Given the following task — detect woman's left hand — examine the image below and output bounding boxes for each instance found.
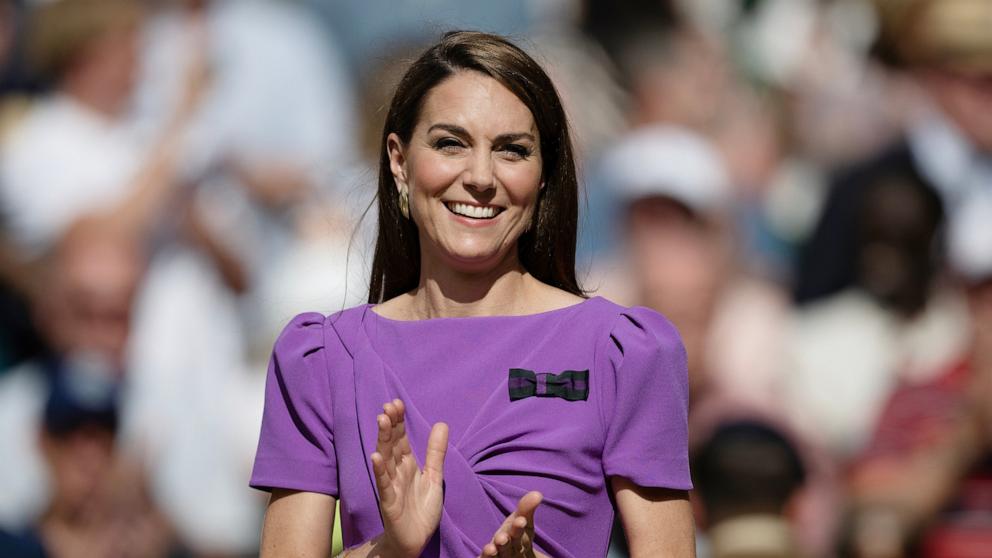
[478,491,549,558]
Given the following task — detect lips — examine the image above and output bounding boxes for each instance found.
[444,201,505,220]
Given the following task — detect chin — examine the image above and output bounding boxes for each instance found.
[439,247,512,275]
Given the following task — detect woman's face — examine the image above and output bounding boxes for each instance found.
[388,71,543,274]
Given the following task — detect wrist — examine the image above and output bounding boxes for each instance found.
[377,533,421,558]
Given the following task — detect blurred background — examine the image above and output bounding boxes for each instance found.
[0,0,989,557]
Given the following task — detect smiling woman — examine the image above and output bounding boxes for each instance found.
[370,31,581,305]
[250,31,695,558]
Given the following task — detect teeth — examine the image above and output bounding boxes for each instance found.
[448,202,498,219]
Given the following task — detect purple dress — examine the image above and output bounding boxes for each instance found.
[250,296,691,557]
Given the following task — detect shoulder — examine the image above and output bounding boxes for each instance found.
[588,298,684,357]
[273,312,328,354]
[531,282,586,311]
[273,305,369,362]
[265,307,371,409]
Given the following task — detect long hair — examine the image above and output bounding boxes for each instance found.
[368,31,583,303]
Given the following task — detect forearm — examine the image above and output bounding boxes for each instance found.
[182,203,248,293]
[613,479,696,558]
[337,533,405,558]
[104,127,187,240]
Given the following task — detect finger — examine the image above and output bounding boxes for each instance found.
[507,515,527,544]
[370,452,396,504]
[516,491,542,523]
[382,402,404,468]
[501,516,526,557]
[494,531,512,558]
[393,399,413,457]
[481,542,498,557]
[376,414,397,478]
[394,415,411,461]
[423,422,448,483]
[384,400,410,466]
[517,491,542,545]
[383,399,402,423]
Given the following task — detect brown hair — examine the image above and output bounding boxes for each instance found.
[27,0,143,81]
[369,31,583,303]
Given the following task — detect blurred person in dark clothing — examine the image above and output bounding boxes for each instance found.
[795,0,992,310]
[0,218,143,532]
[0,218,182,557]
[783,166,969,459]
[692,421,808,558]
[840,192,992,558]
[0,364,182,558]
[783,0,987,473]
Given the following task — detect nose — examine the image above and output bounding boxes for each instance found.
[463,150,495,193]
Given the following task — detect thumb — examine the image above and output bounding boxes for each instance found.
[516,491,543,525]
[423,422,449,483]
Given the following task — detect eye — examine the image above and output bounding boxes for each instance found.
[432,137,465,153]
[500,143,533,160]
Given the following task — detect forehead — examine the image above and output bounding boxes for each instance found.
[416,71,537,135]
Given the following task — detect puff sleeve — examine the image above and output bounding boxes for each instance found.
[250,313,338,496]
[599,307,692,490]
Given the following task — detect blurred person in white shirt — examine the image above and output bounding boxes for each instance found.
[131,0,366,351]
[0,1,265,554]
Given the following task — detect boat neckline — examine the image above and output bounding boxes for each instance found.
[365,296,603,324]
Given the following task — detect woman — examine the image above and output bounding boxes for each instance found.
[250,31,695,557]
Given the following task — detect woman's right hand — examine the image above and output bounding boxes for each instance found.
[371,399,449,558]
[479,491,548,558]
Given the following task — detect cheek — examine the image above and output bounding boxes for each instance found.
[498,163,543,206]
[408,152,461,196]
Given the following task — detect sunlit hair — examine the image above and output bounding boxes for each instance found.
[369,30,583,303]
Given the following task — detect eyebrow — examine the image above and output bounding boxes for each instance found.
[426,123,536,143]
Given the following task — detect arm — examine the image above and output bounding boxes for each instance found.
[180,200,248,293]
[259,400,448,558]
[260,490,401,558]
[612,477,695,558]
[102,17,210,241]
[260,490,335,557]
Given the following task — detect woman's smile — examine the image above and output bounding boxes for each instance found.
[443,201,506,222]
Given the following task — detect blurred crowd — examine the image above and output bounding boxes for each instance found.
[0,0,989,557]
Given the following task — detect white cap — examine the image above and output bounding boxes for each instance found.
[600,124,732,215]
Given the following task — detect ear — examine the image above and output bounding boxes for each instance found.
[386,133,408,192]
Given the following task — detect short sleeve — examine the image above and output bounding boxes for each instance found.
[599,307,692,490]
[250,313,338,496]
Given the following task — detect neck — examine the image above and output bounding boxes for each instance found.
[41,496,80,528]
[409,250,534,319]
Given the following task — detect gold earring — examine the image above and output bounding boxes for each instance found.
[398,186,410,219]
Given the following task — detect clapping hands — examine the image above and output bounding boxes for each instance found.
[369,399,547,558]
